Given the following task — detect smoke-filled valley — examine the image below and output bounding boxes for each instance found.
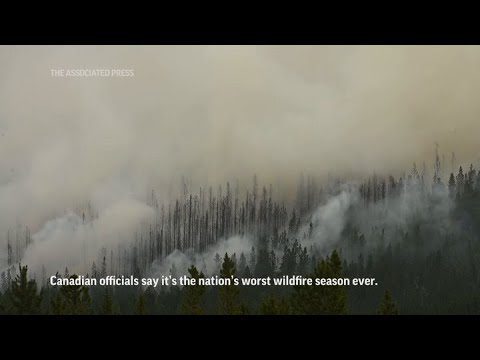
[2,156,480,314]
[2,46,480,315]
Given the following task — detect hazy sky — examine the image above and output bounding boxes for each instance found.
[1,45,480,233]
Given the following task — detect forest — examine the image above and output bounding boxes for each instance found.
[1,148,480,315]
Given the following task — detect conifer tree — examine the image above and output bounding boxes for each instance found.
[448,173,456,198]
[101,287,113,315]
[456,166,465,197]
[5,264,42,314]
[214,253,221,273]
[260,294,290,315]
[291,250,347,315]
[378,290,399,315]
[298,247,309,274]
[181,265,206,315]
[219,253,241,315]
[238,253,247,275]
[91,262,98,279]
[135,291,146,315]
[51,274,91,315]
[243,265,252,278]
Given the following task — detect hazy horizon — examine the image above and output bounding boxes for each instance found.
[1,45,480,233]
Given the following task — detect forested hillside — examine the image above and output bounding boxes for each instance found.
[1,151,480,315]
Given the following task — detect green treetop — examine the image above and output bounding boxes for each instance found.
[181,265,206,315]
[378,290,399,315]
[5,264,42,315]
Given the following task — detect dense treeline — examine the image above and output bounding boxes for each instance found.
[1,150,480,314]
[0,251,351,315]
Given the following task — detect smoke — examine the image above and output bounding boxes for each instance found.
[300,190,357,251]
[148,235,254,279]
[145,183,454,281]
[300,181,454,260]
[1,46,480,271]
[358,186,452,236]
[20,198,155,275]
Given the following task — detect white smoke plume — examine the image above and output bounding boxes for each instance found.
[148,235,254,279]
[20,198,155,276]
[299,190,357,251]
[298,181,454,260]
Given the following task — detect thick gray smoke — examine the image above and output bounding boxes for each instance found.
[0,46,478,273]
[21,198,154,275]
